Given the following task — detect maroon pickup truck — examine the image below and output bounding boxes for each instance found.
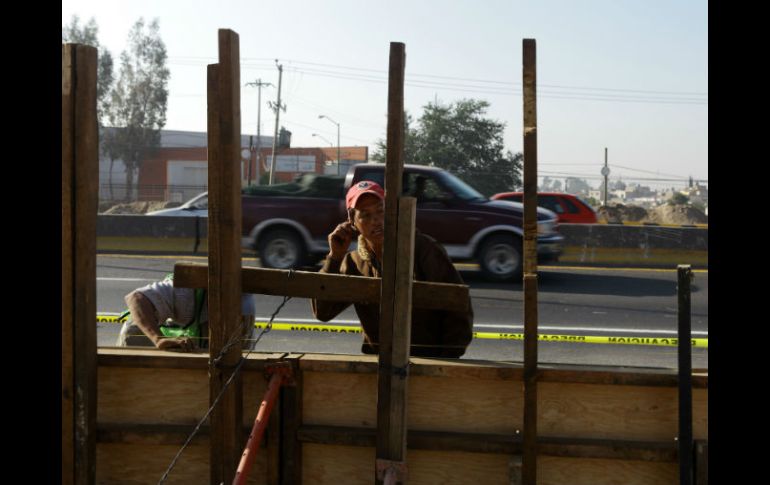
[242,163,563,281]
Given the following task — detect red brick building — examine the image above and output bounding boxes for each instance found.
[101,129,369,202]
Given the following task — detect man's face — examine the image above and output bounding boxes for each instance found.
[352,194,385,244]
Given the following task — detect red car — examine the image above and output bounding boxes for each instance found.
[491,192,598,224]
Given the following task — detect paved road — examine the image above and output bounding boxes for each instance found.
[97,254,708,369]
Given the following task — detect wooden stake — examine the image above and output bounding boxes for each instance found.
[522,38,539,485]
[678,265,693,485]
[62,43,98,485]
[376,41,411,485]
[207,29,244,485]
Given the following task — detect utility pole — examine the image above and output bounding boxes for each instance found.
[601,147,610,207]
[245,78,273,185]
[268,62,285,185]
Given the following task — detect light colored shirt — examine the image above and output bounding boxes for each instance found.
[133,279,256,327]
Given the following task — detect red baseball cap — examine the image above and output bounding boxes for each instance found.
[346,180,385,210]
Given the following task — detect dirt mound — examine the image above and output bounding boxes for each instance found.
[596,203,707,225]
[596,204,649,224]
[101,201,182,215]
[647,205,708,225]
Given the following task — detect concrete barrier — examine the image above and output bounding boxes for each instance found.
[97,216,708,268]
[556,223,707,268]
[97,215,208,254]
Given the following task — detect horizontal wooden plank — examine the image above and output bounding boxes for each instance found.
[96,423,264,445]
[97,348,287,370]
[296,353,708,388]
[173,263,470,312]
[297,425,680,462]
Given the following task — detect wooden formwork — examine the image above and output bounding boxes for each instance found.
[65,30,708,485]
[94,349,707,484]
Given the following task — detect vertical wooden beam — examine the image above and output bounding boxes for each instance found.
[267,400,281,485]
[678,265,693,485]
[376,41,411,485]
[62,43,98,485]
[207,29,244,485]
[694,440,708,485]
[61,43,74,485]
[280,356,303,485]
[521,38,539,485]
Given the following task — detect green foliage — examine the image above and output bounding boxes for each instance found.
[62,15,114,128]
[106,18,170,200]
[371,99,522,196]
[668,192,690,206]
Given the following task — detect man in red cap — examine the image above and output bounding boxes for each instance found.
[311,180,474,358]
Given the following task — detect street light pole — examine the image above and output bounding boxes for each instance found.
[319,114,341,175]
[601,147,610,207]
[312,133,334,146]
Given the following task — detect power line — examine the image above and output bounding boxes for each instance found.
[167,56,706,100]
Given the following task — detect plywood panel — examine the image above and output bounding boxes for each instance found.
[304,371,706,441]
[98,367,208,424]
[303,372,522,434]
[539,382,708,441]
[96,442,269,485]
[303,444,514,485]
[99,367,275,429]
[301,444,678,485]
[538,456,678,485]
[96,443,210,485]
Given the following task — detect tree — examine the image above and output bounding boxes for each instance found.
[370,112,419,164]
[668,192,689,206]
[62,15,114,128]
[107,18,170,201]
[372,99,522,196]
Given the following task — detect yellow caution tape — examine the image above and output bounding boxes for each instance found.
[97,315,708,348]
[252,324,708,347]
[472,332,708,348]
[97,315,127,323]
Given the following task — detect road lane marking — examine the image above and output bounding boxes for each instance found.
[97,277,156,282]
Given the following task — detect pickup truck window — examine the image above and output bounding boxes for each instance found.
[404,173,448,201]
[436,171,486,201]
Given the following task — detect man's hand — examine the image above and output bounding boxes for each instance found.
[328,221,356,261]
[155,336,197,352]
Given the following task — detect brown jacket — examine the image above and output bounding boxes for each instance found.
[311,231,474,358]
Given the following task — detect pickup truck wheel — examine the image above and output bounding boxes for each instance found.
[478,235,523,282]
[259,229,305,269]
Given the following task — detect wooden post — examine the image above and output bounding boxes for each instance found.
[521,38,539,485]
[376,41,412,485]
[207,29,244,485]
[678,265,693,485]
[62,43,98,485]
[694,440,708,485]
[280,356,303,485]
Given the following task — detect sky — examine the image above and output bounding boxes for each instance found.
[62,0,707,190]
